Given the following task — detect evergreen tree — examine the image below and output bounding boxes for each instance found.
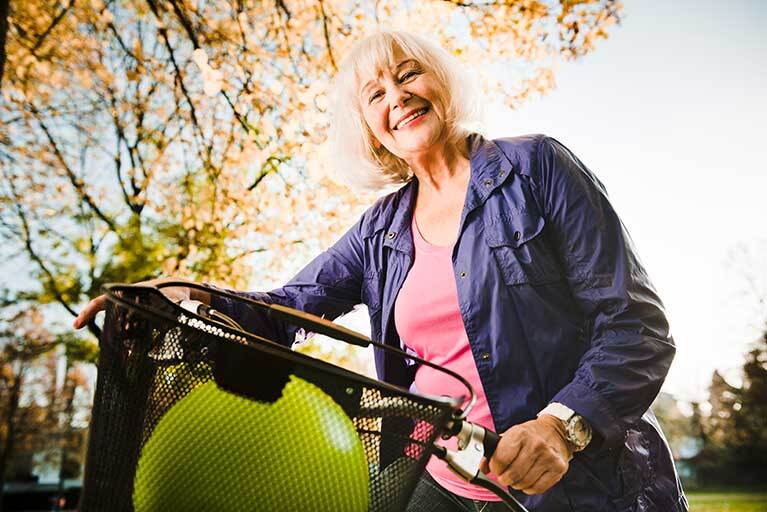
[694,328,767,486]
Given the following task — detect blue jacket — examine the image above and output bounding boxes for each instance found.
[212,133,688,511]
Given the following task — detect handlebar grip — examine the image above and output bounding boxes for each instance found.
[480,428,531,512]
[483,428,501,459]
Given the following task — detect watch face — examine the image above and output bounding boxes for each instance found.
[567,416,592,450]
[572,419,586,439]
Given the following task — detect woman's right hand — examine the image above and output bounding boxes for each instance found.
[72,277,195,330]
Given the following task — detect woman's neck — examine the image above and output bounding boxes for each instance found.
[408,136,471,194]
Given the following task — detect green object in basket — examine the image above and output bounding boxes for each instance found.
[133,376,369,512]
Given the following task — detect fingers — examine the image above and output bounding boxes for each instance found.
[500,448,566,494]
[143,277,190,303]
[71,278,193,330]
[521,468,565,495]
[488,428,523,477]
[497,439,541,488]
[163,286,191,303]
[479,457,489,475]
[489,420,570,495]
[73,295,107,329]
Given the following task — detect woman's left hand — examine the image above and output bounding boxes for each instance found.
[479,415,573,495]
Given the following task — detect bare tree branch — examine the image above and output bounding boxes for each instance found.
[276,0,291,20]
[1,168,86,326]
[30,106,118,233]
[164,0,264,147]
[317,0,337,72]
[30,0,75,55]
[106,21,140,63]
[145,0,206,155]
[168,0,199,48]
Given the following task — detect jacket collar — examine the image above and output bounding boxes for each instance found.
[382,132,514,254]
[464,132,515,211]
[382,179,416,253]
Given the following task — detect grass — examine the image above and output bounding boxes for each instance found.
[687,491,767,511]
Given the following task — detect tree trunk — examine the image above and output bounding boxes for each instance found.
[57,362,74,504]
[0,366,24,512]
[0,0,10,91]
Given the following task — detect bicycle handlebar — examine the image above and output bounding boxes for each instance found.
[105,282,529,512]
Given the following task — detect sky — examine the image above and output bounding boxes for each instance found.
[482,0,767,400]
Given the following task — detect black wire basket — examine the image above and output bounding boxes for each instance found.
[79,284,464,512]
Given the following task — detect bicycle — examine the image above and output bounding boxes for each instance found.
[79,282,529,512]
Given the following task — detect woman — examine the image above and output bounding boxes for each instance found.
[75,31,688,511]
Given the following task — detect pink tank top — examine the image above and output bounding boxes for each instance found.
[394,215,501,501]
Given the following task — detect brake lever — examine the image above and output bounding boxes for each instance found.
[439,421,487,481]
[433,421,529,512]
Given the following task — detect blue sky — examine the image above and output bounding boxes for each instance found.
[484,0,767,400]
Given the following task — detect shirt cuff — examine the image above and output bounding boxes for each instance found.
[551,381,625,452]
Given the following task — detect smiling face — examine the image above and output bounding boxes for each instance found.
[357,46,447,162]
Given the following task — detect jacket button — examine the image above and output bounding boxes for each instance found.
[460,271,467,278]
[483,178,493,187]
[387,232,396,239]
[480,352,491,361]
[513,231,521,241]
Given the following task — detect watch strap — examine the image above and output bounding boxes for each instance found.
[537,402,575,422]
[538,402,592,452]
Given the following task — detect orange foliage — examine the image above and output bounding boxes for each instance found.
[0,0,622,308]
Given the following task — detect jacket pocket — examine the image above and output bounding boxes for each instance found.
[605,425,654,511]
[484,212,564,286]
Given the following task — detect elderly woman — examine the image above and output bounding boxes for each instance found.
[75,31,687,511]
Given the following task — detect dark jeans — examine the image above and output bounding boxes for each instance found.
[406,471,512,512]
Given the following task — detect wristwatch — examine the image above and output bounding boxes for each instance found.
[537,402,593,452]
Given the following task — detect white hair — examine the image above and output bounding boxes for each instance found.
[327,31,484,190]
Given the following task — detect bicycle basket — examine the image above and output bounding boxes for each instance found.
[79,285,461,512]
